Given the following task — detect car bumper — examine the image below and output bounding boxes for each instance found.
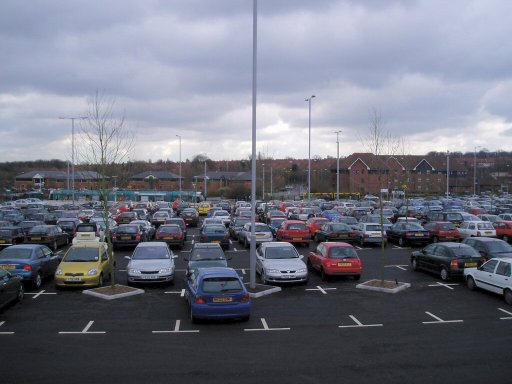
[265,273,308,283]
[127,273,174,284]
[191,302,251,320]
[54,274,103,288]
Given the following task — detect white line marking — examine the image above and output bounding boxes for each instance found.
[305,286,337,294]
[428,282,459,290]
[152,320,200,333]
[59,320,106,334]
[339,315,383,328]
[0,321,14,335]
[422,311,463,324]
[26,290,57,299]
[164,289,186,297]
[244,318,290,332]
[385,265,408,271]
[498,307,512,320]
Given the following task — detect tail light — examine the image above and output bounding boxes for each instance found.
[135,234,141,240]
[195,295,206,304]
[450,259,459,269]
[477,231,481,236]
[406,232,413,237]
[23,264,32,271]
[240,294,250,303]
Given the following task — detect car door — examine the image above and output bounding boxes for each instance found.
[0,269,17,307]
[100,246,111,277]
[418,244,437,271]
[474,259,500,293]
[494,261,512,294]
[309,243,324,271]
[255,246,264,274]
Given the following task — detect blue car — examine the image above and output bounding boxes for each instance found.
[186,267,251,323]
[0,244,61,288]
[321,209,342,222]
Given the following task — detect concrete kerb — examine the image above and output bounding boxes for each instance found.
[83,285,145,301]
[245,283,282,298]
[356,279,411,294]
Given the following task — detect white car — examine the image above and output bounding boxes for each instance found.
[211,210,231,226]
[354,223,387,246]
[458,221,496,239]
[255,242,308,284]
[238,222,274,248]
[464,257,512,305]
[72,222,103,244]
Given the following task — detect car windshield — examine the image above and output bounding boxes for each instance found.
[329,247,358,259]
[287,223,306,230]
[117,226,138,234]
[204,225,226,234]
[265,246,299,259]
[202,277,242,293]
[404,223,424,230]
[366,225,382,231]
[254,224,271,232]
[477,222,494,230]
[132,246,170,260]
[0,247,32,259]
[439,223,456,230]
[487,242,512,253]
[29,225,48,234]
[64,247,100,262]
[452,246,480,258]
[191,248,226,261]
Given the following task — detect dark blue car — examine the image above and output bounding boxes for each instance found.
[186,267,251,323]
[0,244,61,288]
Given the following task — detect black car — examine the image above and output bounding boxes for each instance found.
[314,223,358,243]
[185,243,229,276]
[229,217,251,240]
[112,224,148,250]
[24,225,69,251]
[462,237,512,262]
[386,222,431,247]
[0,268,24,311]
[180,208,199,227]
[411,242,483,281]
[0,227,25,247]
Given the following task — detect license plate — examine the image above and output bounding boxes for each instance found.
[445,236,453,239]
[465,262,477,267]
[212,240,220,243]
[284,275,296,279]
[485,232,492,235]
[338,234,348,238]
[141,275,157,280]
[213,297,232,303]
[122,236,131,240]
[415,233,424,237]
[0,264,16,269]
[164,236,174,240]
[0,240,5,243]
[293,237,302,241]
[338,262,352,267]
[31,237,41,240]
[65,277,82,282]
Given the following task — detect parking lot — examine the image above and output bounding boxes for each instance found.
[1,224,511,384]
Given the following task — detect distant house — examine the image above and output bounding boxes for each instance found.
[192,171,252,195]
[15,170,103,191]
[129,171,182,190]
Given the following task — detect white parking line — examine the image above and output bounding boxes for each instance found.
[428,282,459,290]
[305,286,337,294]
[498,308,512,320]
[25,290,57,299]
[385,265,409,271]
[152,320,200,334]
[59,320,106,334]
[165,289,186,297]
[339,315,383,328]
[422,311,463,324]
[0,321,14,335]
[244,318,290,332]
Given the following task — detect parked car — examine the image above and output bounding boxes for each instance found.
[185,267,251,323]
[255,242,308,284]
[386,222,431,247]
[464,258,512,305]
[0,227,25,247]
[116,211,139,225]
[150,211,171,228]
[56,218,81,237]
[24,225,69,251]
[268,218,287,238]
[197,202,212,216]
[494,221,512,243]
[411,242,483,281]
[73,222,102,244]
[313,222,358,243]
[306,217,329,237]
[424,211,464,227]
[185,243,228,276]
[125,241,177,285]
[211,209,231,227]
[155,224,185,249]
[307,242,362,281]
[164,217,188,241]
[180,208,199,227]
[275,220,311,247]
[498,213,512,221]
[131,220,156,240]
[238,222,274,248]
[423,221,460,243]
[228,217,251,240]
[112,223,148,249]
[54,242,112,288]
[0,244,61,288]
[462,237,512,261]
[335,216,359,230]
[359,214,393,230]
[200,223,230,250]
[458,221,496,239]
[0,268,24,311]
[354,223,386,247]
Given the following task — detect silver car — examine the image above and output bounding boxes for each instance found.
[255,242,308,284]
[238,222,274,248]
[125,242,177,285]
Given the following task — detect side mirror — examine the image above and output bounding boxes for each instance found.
[124,256,131,260]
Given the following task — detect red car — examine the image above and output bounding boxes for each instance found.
[494,220,512,243]
[423,221,460,242]
[306,217,329,236]
[307,242,362,280]
[155,224,185,249]
[276,220,311,246]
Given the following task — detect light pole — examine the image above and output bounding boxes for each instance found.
[335,130,342,201]
[305,95,316,201]
[204,158,208,199]
[474,146,481,196]
[59,116,87,205]
[176,135,182,198]
[446,151,450,197]
[112,176,118,203]
[262,163,265,200]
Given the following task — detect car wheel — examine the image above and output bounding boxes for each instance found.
[398,237,405,247]
[440,267,449,282]
[260,271,267,285]
[98,274,104,287]
[52,240,58,251]
[466,276,476,291]
[241,316,250,322]
[190,307,197,324]
[354,274,361,281]
[306,259,313,271]
[320,268,328,282]
[16,283,24,302]
[65,236,69,245]
[244,238,249,249]
[411,258,419,271]
[433,236,439,243]
[503,235,510,243]
[504,289,512,306]
[359,238,365,246]
[34,272,43,289]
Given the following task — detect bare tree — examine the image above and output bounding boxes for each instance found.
[77,91,134,288]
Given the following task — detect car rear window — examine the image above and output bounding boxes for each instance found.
[366,225,381,231]
[329,247,358,259]
[118,226,138,234]
[158,226,180,234]
[452,246,480,258]
[439,223,456,230]
[288,223,306,230]
[77,225,96,232]
[0,247,32,259]
[202,277,242,293]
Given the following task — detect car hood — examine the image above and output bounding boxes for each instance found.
[128,259,174,270]
[262,258,306,269]
[59,261,102,273]
[492,252,512,258]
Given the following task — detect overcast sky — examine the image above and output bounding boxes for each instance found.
[1,0,511,164]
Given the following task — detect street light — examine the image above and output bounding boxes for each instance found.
[262,163,265,201]
[59,116,87,205]
[176,135,182,198]
[335,130,342,201]
[446,151,450,197]
[474,146,481,196]
[203,158,208,199]
[305,95,316,201]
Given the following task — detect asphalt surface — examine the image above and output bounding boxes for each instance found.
[1,223,511,384]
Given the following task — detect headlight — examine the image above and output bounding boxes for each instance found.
[55,268,63,276]
[297,268,307,273]
[159,268,174,274]
[87,268,99,276]
[128,268,141,274]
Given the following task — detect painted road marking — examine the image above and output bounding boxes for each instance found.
[244,318,290,332]
[385,265,409,271]
[498,308,512,320]
[165,289,186,297]
[339,315,383,328]
[305,286,337,294]
[428,282,459,290]
[25,290,57,299]
[59,320,106,334]
[422,311,463,324]
[0,321,14,335]
[152,320,199,334]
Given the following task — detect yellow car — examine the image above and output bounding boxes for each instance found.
[54,242,113,288]
[198,202,212,216]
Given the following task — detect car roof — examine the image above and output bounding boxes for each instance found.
[463,237,503,243]
[69,242,108,249]
[196,267,239,278]
[135,241,170,248]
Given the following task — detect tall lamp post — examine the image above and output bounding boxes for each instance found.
[176,135,182,198]
[305,95,316,201]
[59,116,87,205]
[262,163,265,200]
[446,150,450,197]
[204,158,208,199]
[474,146,481,196]
[335,130,342,201]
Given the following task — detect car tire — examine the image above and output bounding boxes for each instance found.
[320,268,328,281]
[503,235,510,243]
[504,289,512,306]
[52,240,58,251]
[241,316,250,322]
[16,283,24,302]
[98,274,104,287]
[244,238,249,249]
[354,274,361,281]
[411,258,419,271]
[359,238,365,246]
[398,237,405,247]
[260,271,267,285]
[466,276,476,291]
[34,272,43,289]
[306,259,313,271]
[440,267,449,282]
[433,236,439,243]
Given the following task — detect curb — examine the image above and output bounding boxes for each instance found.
[356,279,411,294]
[245,283,282,298]
[83,286,145,301]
